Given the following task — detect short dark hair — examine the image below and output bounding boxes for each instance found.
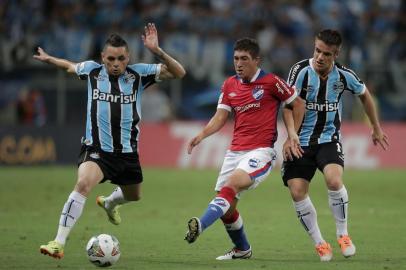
[233,38,260,59]
[316,29,342,47]
[104,33,128,50]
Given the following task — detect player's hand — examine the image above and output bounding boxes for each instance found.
[187,135,203,155]
[33,47,51,62]
[371,127,389,150]
[142,23,159,53]
[282,134,303,161]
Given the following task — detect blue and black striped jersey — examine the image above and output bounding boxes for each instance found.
[75,61,161,153]
[287,58,365,146]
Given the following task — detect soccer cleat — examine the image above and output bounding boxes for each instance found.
[337,235,356,258]
[96,196,121,225]
[315,242,333,262]
[40,240,64,259]
[184,217,201,243]
[216,247,252,260]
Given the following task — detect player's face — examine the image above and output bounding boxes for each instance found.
[101,46,130,76]
[312,39,339,76]
[233,50,259,82]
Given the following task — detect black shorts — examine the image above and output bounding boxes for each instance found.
[77,145,143,185]
[281,142,344,186]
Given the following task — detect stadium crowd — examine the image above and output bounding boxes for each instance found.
[0,0,405,123]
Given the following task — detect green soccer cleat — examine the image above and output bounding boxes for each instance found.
[96,196,121,225]
[40,240,64,259]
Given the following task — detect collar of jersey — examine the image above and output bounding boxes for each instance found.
[237,68,262,83]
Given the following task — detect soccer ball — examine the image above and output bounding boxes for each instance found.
[86,234,121,267]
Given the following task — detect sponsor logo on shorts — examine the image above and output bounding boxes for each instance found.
[90,152,100,159]
[248,158,260,168]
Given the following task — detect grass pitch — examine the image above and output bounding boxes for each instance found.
[0,166,405,270]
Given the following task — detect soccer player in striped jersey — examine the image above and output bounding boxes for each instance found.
[35,23,185,259]
[281,29,389,262]
[184,38,305,260]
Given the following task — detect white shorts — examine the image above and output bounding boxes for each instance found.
[215,147,277,198]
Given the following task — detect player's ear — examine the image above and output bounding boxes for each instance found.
[255,56,260,65]
[334,46,341,58]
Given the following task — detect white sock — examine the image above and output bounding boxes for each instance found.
[104,187,129,210]
[55,191,86,245]
[328,186,349,237]
[293,197,325,245]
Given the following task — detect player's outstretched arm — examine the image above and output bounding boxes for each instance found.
[187,109,229,154]
[358,88,389,150]
[33,47,77,73]
[142,23,186,80]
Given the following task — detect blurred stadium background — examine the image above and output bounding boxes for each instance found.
[1,1,406,270]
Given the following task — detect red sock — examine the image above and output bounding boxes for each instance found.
[221,209,239,224]
[218,186,236,204]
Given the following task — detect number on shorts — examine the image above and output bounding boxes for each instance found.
[336,142,342,153]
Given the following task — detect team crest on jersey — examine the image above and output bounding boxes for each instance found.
[248,158,260,168]
[333,81,345,93]
[123,72,136,84]
[252,86,264,100]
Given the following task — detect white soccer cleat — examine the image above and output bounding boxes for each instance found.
[216,247,252,260]
[338,235,356,258]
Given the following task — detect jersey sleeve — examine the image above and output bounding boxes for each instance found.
[273,75,298,104]
[129,63,161,89]
[343,68,366,95]
[74,61,101,76]
[217,80,232,112]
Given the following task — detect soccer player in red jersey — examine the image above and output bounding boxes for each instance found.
[184,38,305,260]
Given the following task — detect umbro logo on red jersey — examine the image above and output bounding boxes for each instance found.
[228,92,237,97]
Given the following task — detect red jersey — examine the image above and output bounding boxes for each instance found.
[218,69,297,151]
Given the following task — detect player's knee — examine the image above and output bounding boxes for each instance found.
[74,179,92,196]
[326,179,342,191]
[289,186,307,201]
